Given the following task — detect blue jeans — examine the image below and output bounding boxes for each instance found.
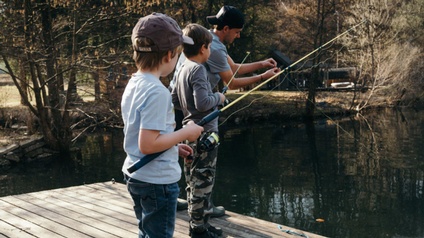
[125,176,179,238]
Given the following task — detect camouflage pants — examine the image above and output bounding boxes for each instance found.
[184,132,218,231]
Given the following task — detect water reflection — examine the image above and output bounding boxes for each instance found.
[1,108,423,238]
[0,131,126,197]
[214,108,424,238]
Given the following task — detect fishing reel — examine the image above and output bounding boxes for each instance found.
[197,132,220,153]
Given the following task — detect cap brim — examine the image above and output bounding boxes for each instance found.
[206,16,221,25]
[183,35,194,45]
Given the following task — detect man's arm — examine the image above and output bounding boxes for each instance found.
[221,55,280,90]
[219,69,263,90]
[227,55,277,75]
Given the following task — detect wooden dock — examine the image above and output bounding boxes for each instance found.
[0,182,326,238]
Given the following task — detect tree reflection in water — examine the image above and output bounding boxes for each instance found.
[1,108,423,238]
[215,108,424,238]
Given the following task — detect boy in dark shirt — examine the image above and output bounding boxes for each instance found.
[171,23,225,237]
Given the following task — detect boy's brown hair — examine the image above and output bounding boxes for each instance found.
[182,23,213,58]
[132,38,181,70]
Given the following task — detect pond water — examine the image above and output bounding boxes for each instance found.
[1,108,423,238]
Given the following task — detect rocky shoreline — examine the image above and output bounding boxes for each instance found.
[0,136,59,168]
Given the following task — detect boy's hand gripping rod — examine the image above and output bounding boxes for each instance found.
[127,20,366,173]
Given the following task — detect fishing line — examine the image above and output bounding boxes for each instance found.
[219,71,292,126]
[127,20,367,173]
[218,21,358,113]
[222,51,251,93]
[218,49,329,126]
[219,20,366,136]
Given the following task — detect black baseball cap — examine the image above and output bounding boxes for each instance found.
[206,6,245,29]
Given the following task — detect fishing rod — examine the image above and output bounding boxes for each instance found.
[126,54,249,173]
[221,51,251,94]
[221,19,366,113]
[127,20,366,173]
[127,52,251,173]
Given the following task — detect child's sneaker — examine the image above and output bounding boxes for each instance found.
[189,225,223,237]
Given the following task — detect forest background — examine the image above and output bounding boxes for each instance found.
[0,0,423,153]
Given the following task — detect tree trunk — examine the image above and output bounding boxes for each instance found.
[305,0,326,118]
[305,66,319,118]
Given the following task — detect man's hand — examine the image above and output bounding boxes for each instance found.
[262,58,277,68]
[261,67,281,80]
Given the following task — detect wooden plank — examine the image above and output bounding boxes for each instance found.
[67,183,195,237]
[82,183,326,238]
[0,218,35,238]
[56,186,131,210]
[23,192,136,237]
[36,190,136,231]
[0,183,327,238]
[0,199,91,238]
[86,182,281,237]
[1,196,117,237]
[176,211,280,238]
[88,183,194,236]
[0,205,60,237]
[0,232,12,238]
[86,182,129,197]
[77,184,250,237]
[31,184,134,220]
[57,184,132,213]
[44,185,191,237]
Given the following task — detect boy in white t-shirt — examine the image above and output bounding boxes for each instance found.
[121,13,203,238]
[171,23,225,237]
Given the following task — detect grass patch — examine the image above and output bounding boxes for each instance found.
[0,85,22,108]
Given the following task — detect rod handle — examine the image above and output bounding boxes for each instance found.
[197,109,221,126]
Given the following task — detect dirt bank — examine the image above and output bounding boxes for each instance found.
[221,90,357,124]
[0,89,363,147]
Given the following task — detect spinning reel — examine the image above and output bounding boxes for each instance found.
[197,132,220,153]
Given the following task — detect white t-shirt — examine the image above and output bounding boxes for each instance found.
[121,72,180,184]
